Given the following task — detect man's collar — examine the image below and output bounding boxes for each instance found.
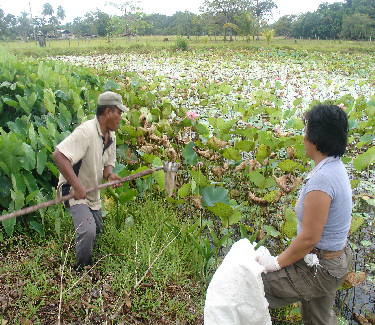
[95,117,104,137]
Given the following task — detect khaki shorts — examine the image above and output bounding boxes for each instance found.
[262,246,351,325]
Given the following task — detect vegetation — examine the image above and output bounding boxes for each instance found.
[0,38,374,323]
[1,0,375,43]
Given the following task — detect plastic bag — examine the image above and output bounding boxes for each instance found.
[204,239,272,325]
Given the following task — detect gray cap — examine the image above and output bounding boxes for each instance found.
[97,91,128,112]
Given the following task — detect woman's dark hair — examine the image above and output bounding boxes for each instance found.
[304,104,348,157]
[96,105,118,117]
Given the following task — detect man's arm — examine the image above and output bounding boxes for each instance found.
[103,165,121,187]
[53,149,86,200]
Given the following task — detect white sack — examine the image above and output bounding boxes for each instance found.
[204,239,272,325]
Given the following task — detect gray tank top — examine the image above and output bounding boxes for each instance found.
[296,156,352,251]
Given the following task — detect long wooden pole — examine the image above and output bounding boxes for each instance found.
[0,166,162,223]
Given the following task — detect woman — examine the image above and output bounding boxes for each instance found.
[256,104,352,324]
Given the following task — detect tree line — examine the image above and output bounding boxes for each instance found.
[274,0,375,41]
[0,0,374,42]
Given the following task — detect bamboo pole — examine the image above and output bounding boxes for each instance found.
[0,166,162,222]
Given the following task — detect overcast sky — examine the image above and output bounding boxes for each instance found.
[1,0,343,23]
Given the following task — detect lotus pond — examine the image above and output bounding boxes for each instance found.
[49,47,375,323]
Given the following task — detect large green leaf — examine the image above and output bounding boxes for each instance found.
[248,171,275,189]
[153,169,165,189]
[22,143,36,171]
[0,133,24,174]
[57,103,72,130]
[27,92,37,108]
[194,123,209,136]
[349,213,365,235]
[278,159,301,172]
[235,140,254,152]
[353,146,375,171]
[118,189,138,204]
[2,96,18,107]
[16,95,30,114]
[189,169,209,187]
[283,208,297,238]
[178,183,191,198]
[28,123,37,149]
[103,80,121,91]
[208,116,225,129]
[43,88,56,114]
[202,186,229,207]
[28,219,45,236]
[222,147,242,162]
[183,142,198,165]
[256,144,270,163]
[207,202,234,219]
[2,214,16,236]
[37,149,48,175]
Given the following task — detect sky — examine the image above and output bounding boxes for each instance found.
[1,0,343,23]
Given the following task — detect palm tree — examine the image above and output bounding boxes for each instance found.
[260,28,274,44]
[223,11,258,42]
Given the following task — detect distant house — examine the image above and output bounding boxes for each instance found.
[57,29,74,39]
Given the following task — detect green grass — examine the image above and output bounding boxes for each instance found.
[0,196,205,324]
[1,35,375,58]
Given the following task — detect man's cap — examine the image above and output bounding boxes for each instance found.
[97,91,128,112]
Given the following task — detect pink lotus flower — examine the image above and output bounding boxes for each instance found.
[186,110,199,121]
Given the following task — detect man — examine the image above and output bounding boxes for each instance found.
[53,91,128,270]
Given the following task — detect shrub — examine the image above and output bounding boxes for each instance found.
[175,37,189,51]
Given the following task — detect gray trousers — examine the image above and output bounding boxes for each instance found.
[68,204,103,267]
[262,246,351,325]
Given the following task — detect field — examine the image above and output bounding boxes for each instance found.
[0,37,374,324]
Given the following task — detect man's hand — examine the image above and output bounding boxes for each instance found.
[73,182,87,200]
[254,246,280,273]
[107,173,122,188]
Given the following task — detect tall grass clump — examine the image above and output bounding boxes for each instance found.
[175,37,189,51]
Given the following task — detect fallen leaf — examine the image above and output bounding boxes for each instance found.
[341,272,366,289]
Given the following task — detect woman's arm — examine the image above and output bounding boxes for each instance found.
[277,190,332,268]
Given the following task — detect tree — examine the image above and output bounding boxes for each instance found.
[223,11,258,41]
[56,5,66,23]
[142,13,171,35]
[316,2,345,39]
[260,27,274,44]
[94,10,111,37]
[16,12,32,41]
[251,0,277,21]
[170,11,196,36]
[107,1,147,39]
[274,15,296,38]
[200,0,252,41]
[42,3,54,17]
[70,16,95,37]
[341,13,375,39]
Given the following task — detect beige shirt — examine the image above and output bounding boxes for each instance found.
[56,117,116,210]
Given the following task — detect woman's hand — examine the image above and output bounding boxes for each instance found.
[255,246,280,273]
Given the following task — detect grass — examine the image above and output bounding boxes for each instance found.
[0,196,205,324]
[1,35,375,58]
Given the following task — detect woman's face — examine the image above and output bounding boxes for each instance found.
[303,125,315,159]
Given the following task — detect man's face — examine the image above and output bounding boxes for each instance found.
[107,107,123,131]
